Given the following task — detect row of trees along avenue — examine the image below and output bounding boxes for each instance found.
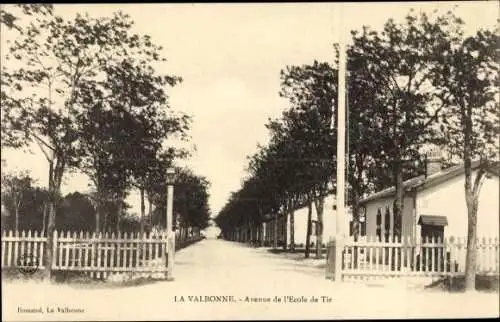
[214,9,499,292]
[1,5,211,278]
[1,167,211,234]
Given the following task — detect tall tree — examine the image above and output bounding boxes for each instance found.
[150,166,211,231]
[78,104,131,233]
[75,23,190,233]
[432,23,499,291]
[304,197,314,258]
[1,10,185,279]
[0,180,99,234]
[1,184,50,232]
[1,172,35,231]
[348,10,460,235]
[57,192,96,232]
[279,61,337,258]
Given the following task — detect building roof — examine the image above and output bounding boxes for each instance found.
[360,160,499,204]
[418,215,448,226]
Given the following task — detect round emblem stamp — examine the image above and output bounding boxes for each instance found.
[17,253,40,276]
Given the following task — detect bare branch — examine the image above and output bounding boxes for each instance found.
[473,165,487,199]
[30,131,55,160]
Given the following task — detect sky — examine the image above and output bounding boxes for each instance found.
[1,2,498,218]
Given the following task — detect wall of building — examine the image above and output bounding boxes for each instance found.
[362,170,499,243]
[260,170,499,247]
[364,195,414,241]
[284,194,346,247]
[416,170,499,239]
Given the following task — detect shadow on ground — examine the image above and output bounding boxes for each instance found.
[261,248,500,293]
[2,268,166,289]
[264,248,325,262]
[266,248,327,255]
[425,275,499,293]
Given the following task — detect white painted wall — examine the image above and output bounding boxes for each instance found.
[288,203,310,246]
[364,195,414,241]
[264,170,498,247]
[416,170,499,239]
[286,194,346,246]
[363,170,499,242]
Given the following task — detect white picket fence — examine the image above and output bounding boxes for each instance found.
[340,236,500,281]
[1,230,175,279]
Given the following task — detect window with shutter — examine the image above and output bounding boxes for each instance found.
[376,208,382,241]
[360,206,367,236]
[384,206,391,242]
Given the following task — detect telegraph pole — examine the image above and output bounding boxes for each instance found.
[334,28,347,282]
[326,3,346,282]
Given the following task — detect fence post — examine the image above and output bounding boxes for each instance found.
[165,167,176,281]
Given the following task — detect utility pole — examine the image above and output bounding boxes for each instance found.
[326,3,346,282]
[334,31,347,282]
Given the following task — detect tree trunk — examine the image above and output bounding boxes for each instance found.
[44,193,56,280]
[140,187,145,235]
[103,209,108,233]
[248,221,252,244]
[255,223,259,245]
[39,139,66,280]
[43,161,59,281]
[393,159,404,243]
[305,198,313,258]
[282,204,288,251]
[254,223,258,245]
[351,155,364,243]
[44,184,62,280]
[15,206,19,232]
[95,203,101,233]
[464,188,478,292]
[314,194,325,259]
[352,190,360,242]
[148,195,153,229]
[42,202,47,235]
[290,200,295,252]
[95,183,103,234]
[273,212,278,249]
[116,194,123,233]
[258,210,264,247]
[463,158,486,291]
[351,190,361,269]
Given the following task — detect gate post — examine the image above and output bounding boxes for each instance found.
[325,236,344,281]
[165,167,176,281]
